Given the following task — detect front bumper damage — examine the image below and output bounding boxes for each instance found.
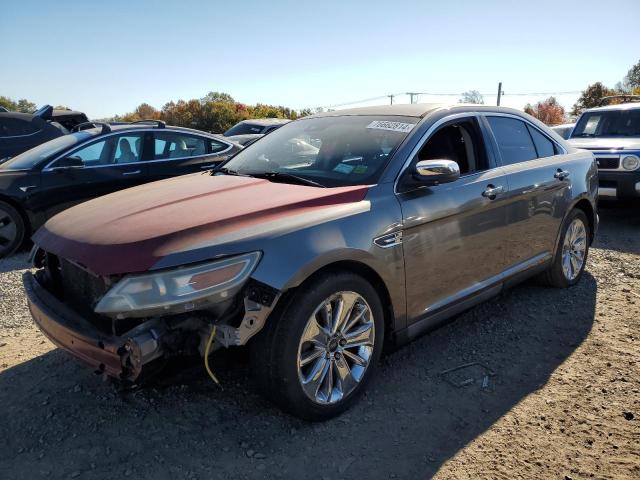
[24,271,280,382]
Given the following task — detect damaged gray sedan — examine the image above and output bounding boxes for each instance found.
[24,104,598,420]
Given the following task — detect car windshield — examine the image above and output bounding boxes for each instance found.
[220,115,419,187]
[571,109,640,138]
[1,131,95,170]
[224,122,266,136]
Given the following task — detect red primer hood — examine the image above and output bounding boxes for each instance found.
[33,174,369,276]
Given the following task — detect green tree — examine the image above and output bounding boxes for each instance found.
[0,96,18,111]
[571,82,618,116]
[15,99,36,113]
[623,59,640,90]
[200,91,235,104]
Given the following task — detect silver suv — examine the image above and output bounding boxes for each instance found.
[568,100,640,199]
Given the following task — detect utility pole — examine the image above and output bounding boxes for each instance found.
[388,94,395,105]
[406,92,419,104]
[497,82,504,106]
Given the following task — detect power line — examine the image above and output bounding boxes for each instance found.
[320,89,582,110]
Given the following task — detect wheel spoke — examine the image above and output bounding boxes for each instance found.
[299,347,324,367]
[334,357,356,397]
[344,322,374,348]
[570,254,580,275]
[301,317,329,347]
[332,292,358,334]
[342,349,366,367]
[342,303,368,336]
[318,359,334,402]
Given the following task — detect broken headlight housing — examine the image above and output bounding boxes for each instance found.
[95,252,261,318]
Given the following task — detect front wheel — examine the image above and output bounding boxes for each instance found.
[0,201,25,259]
[250,272,385,421]
[540,209,590,288]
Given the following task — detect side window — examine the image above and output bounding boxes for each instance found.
[67,139,109,166]
[0,118,40,137]
[113,134,143,164]
[209,139,229,154]
[526,125,556,158]
[417,119,488,175]
[153,132,206,160]
[487,117,537,165]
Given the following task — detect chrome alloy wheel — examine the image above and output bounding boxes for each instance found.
[297,291,375,405]
[561,218,587,281]
[0,207,17,254]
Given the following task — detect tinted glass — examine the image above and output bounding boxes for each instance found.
[223,116,419,187]
[0,118,39,137]
[527,125,556,158]
[209,139,229,154]
[153,132,206,160]
[1,131,94,170]
[224,123,265,136]
[487,117,537,165]
[571,109,640,138]
[51,132,144,167]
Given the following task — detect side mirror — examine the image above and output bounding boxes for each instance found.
[413,159,460,185]
[55,156,84,169]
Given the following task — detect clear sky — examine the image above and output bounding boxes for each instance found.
[2,0,639,118]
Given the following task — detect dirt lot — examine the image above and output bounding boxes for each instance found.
[0,202,638,480]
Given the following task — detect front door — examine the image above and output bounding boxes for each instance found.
[38,132,148,220]
[397,116,512,326]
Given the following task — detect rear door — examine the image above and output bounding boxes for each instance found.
[39,131,148,219]
[398,114,512,327]
[145,131,233,181]
[482,114,571,268]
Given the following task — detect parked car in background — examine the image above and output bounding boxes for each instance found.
[224,118,291,136]
[0,105,88,161]
[551,123,575,140]
[24,104,597,420]
[0,120,239,257]
[568,99,640,199]
[225,133,264,146]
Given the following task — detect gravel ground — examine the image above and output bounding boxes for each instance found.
[0,202,638,480]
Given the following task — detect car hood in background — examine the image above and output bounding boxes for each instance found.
[568,137,640,151]
[33,173,369,276]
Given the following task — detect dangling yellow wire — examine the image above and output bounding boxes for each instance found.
[204,325,222,389]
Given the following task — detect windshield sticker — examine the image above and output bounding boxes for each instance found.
[366,120,415,133]
[353,165,368,174]
[333,163,354,174]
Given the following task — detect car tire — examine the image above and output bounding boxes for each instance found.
[0,201,25,259]
[539,209,590,288]
[250,271,385,421]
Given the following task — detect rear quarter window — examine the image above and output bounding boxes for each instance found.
[487,117,537,165]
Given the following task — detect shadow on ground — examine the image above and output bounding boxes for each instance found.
[595,199,640,254]
[0,270,597,479]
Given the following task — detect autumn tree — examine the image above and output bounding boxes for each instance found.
[458,90,484,104]
[571,82,618,115]
[524,97,566,125]
[623,59,640,90]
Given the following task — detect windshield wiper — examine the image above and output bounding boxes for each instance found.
[253,171,327,188]
[213,167,253,177]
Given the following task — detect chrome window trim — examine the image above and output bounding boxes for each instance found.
[42,128,233,171]
[394,112,495,194]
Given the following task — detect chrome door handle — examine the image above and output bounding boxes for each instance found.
[482,184,505,199]
[554,169,570,180]
[122,170,141,176]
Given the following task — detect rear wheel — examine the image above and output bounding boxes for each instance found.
[0,201,25,259]
[540,209,590,288]
[250,272,384,421]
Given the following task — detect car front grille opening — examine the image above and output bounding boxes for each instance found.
[596,157,619,169]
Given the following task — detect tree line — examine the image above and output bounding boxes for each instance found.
[3,58,639,130]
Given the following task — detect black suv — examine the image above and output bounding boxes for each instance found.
[0,105,89,160]
[0,121,240,257]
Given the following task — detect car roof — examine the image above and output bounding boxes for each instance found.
[94,123,228,140]
[0,111,40,121]
[582,102,640,113]
[238,118,291,126]
[308,103,536,119]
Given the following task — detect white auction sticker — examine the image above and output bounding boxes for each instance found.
[366,120,415,133]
